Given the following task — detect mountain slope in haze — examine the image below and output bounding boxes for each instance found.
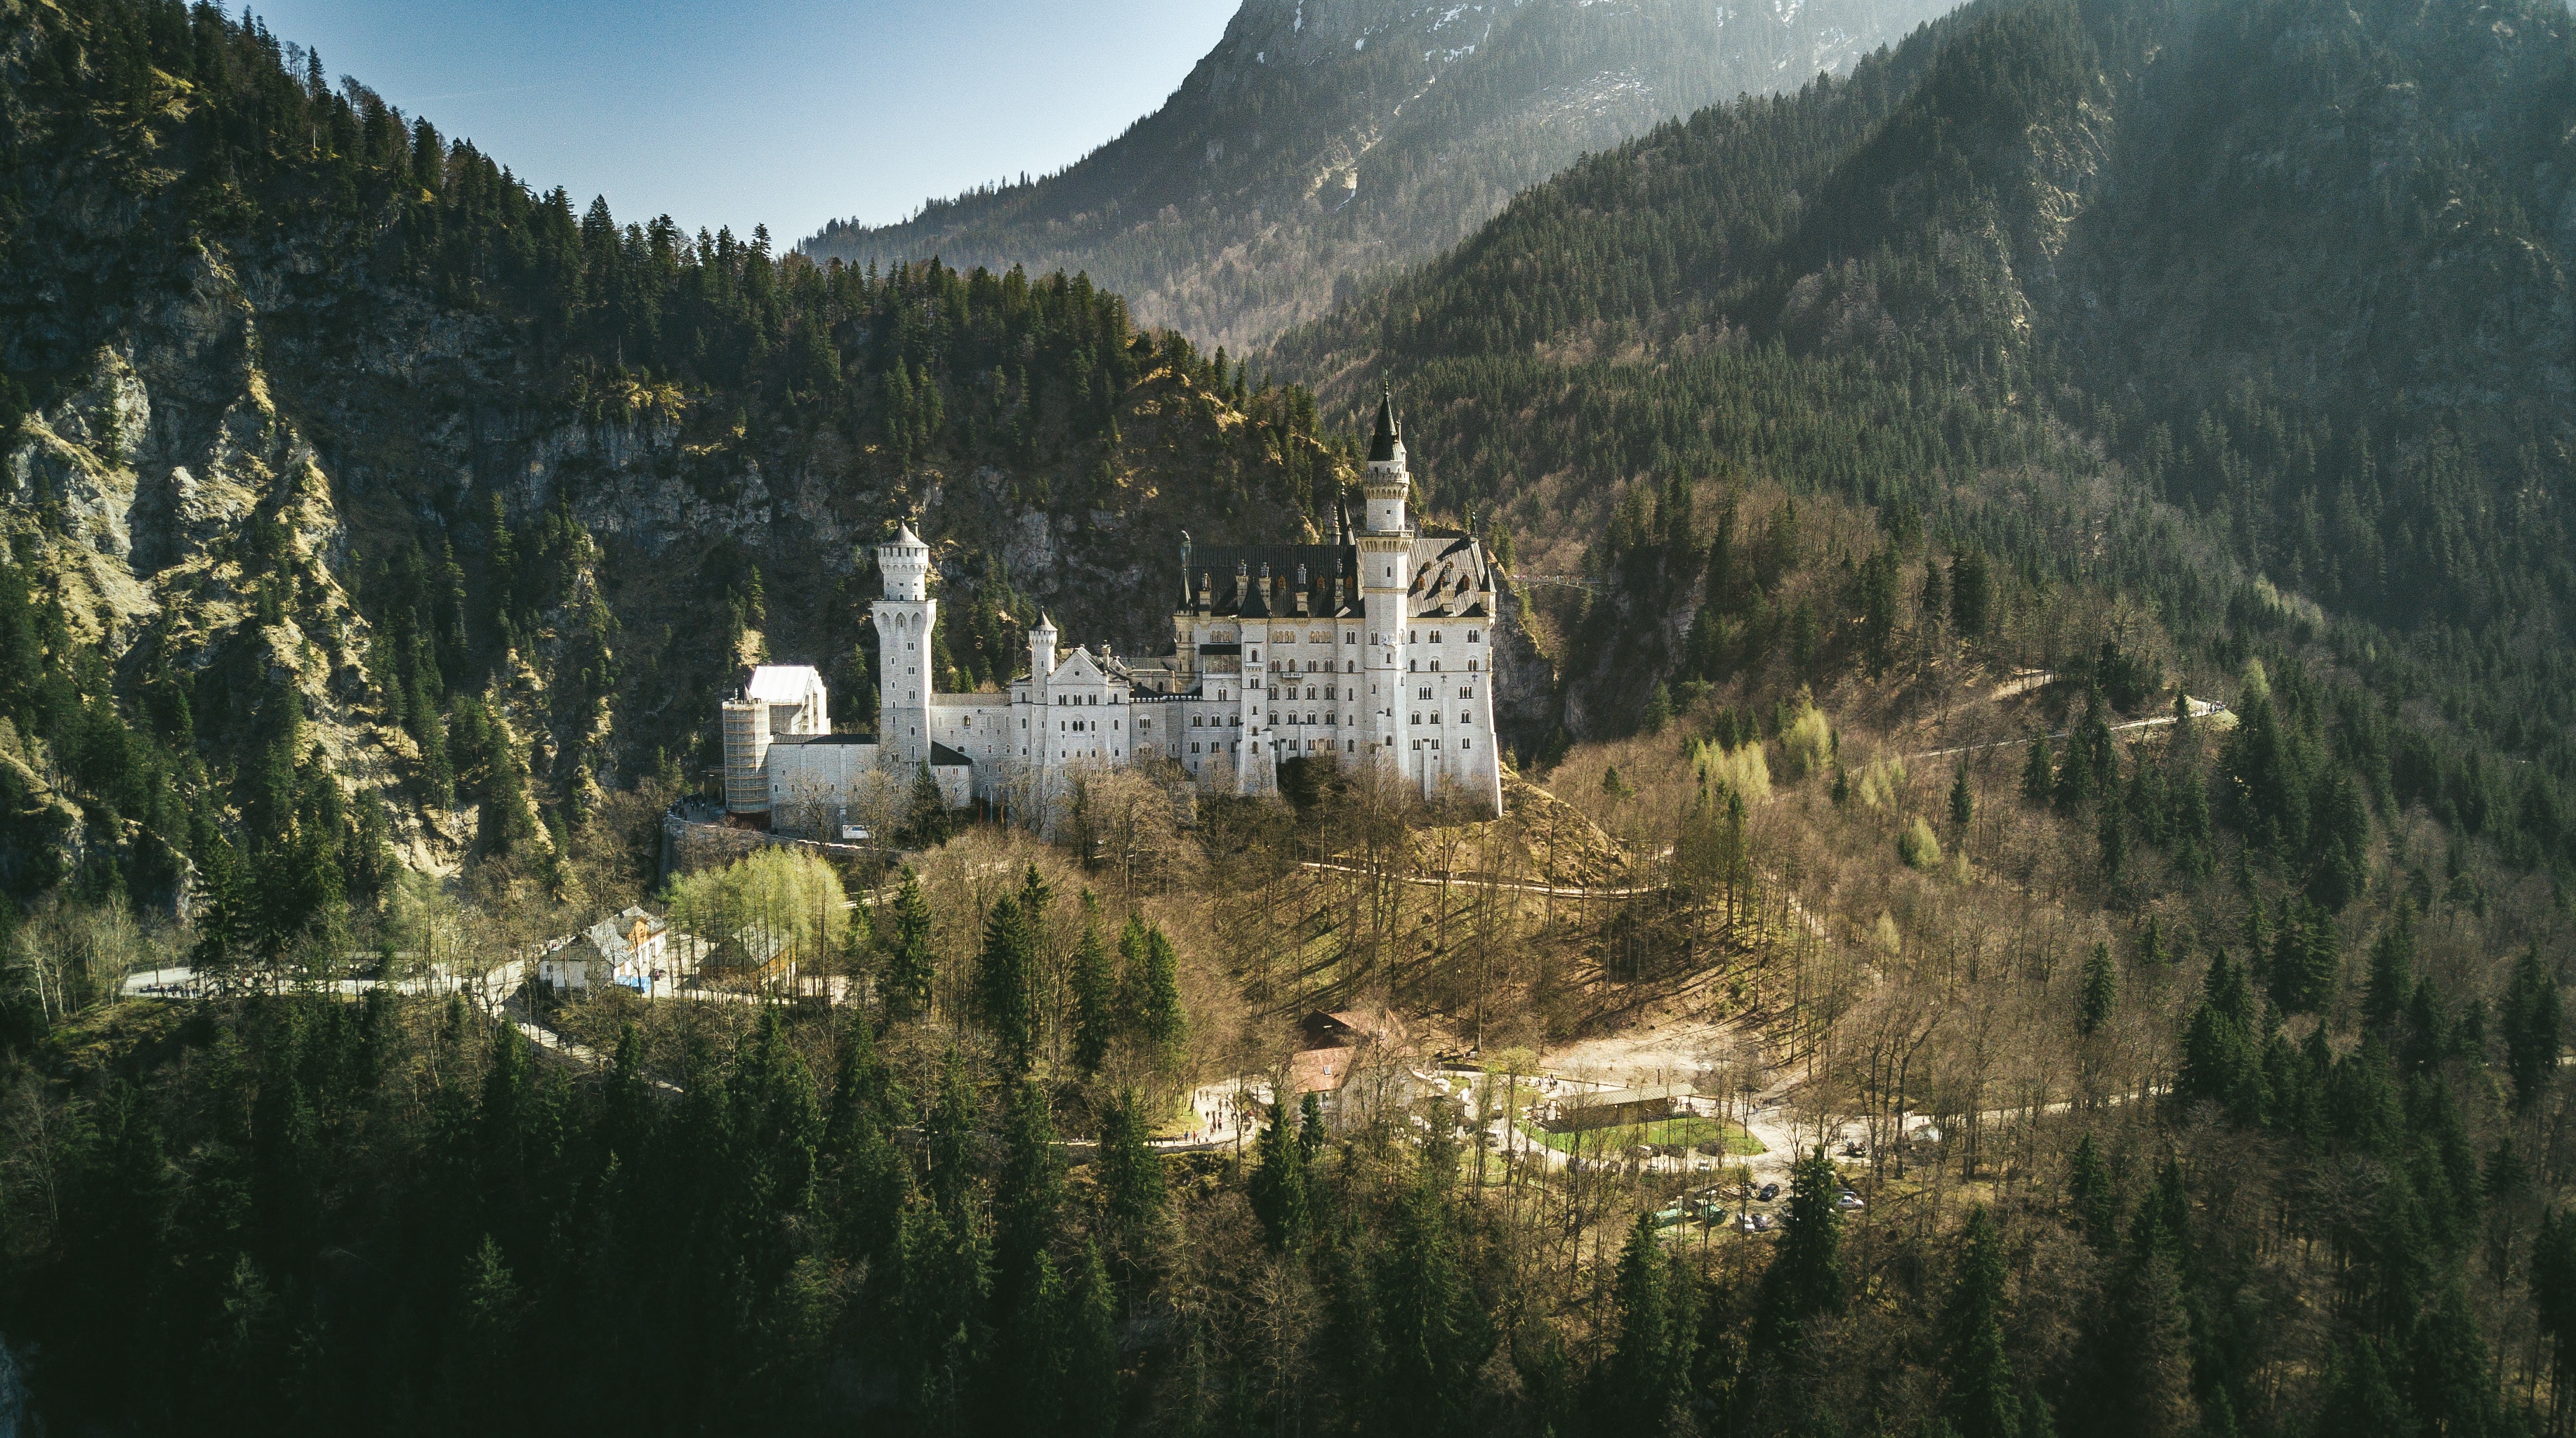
[802,0,1957,352]
[1265,0,2576,873]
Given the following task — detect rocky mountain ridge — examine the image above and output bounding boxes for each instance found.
[805,0,1955,350]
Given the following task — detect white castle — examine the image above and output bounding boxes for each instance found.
[720,391,1505,831]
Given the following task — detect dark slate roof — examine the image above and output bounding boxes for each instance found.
[1368,387,1401,463]
[1175,535,1494,620]
[1187,544,1365,619]
[770,732,879,746]
[930,742,972,768]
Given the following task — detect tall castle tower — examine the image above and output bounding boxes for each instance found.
[1358,383,1412,772]
[873,522,935,767]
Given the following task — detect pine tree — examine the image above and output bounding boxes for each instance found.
[2532,1210,2576,1432]
[1940,1206,2021,1438]
[2079,943,2118,1038]
[2502,946,2562,1112]
[1070,900,1116,1076]
[882,869,936,1022]
[1601,1213,1696,1434]
[2318,1338,2417,1438]
[1951,550,1993,636]
[2023,734,2056,806]
[902,760,953,846]
[1248,1097,1310,1252]
[2091,1208,2198,1438]
[1371,1165,1491,1438]
[1950,762,1975,830]
[975,894,1039,1073]
[995,1081,1065,1314]
[2066,1131,2120,1252]
[1118,919,1184,1067]
[1050,1240,1121,1438]
[2363,904,2417,1036]
[1096,1090,1166,1283]
[1754,1146,1845,1353]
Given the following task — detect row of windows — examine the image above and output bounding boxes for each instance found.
[1409,713,1475,727]
[1416,686,1477,700]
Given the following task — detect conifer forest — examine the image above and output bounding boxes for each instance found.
[3,1,2575,1435]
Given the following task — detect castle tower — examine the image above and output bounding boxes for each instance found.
[1358,383,1413,773]
[1029,611,1059,692]
[873,522,936,768]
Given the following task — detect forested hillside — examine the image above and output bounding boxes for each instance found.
[0,0,1386,924]
[1269,0,2576,877]
[6,4,2576,1438]
[804,0,1955,350]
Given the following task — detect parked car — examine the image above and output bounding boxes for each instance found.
[1652,1206,1689,1229]
[1752,1212,1778,1232]
[1758,1182,1781,1202]
[1835,1192,1866,1211]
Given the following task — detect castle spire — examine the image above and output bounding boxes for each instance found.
[1368,378,1401,463]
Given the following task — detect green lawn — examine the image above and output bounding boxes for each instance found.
[1519,1115,1765,1156]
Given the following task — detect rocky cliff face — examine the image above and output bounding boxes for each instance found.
[3,235,1564,886]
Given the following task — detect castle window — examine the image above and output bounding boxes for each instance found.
[1430,659,1441,672]
[1430,631,1442,643]
[1249,649,1259,662]
[1231,716,1241,727]
[1345,633,1356,645]
[1347,661,1355,674]
[1408,631,1417,643]
[1325,686,1336,700]
[1468,631,1480,643]
[1462,739,1471,750]
[1410,713,1420,725]
[1468,659,1479,672]
[1347,741,1355,753]
[1460,687,1472,699]
[1370,633,1379,645]
[1191,743,1201,754]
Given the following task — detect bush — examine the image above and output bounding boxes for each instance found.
[1781,700,1835,781]
[1689,738,1771,803]
[1898,816,1943,869]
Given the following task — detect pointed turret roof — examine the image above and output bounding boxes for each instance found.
[1033,610,1058,634]
[1368,380,1401,463]
[892,521,925,548]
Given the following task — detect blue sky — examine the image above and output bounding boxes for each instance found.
[251,1,1238,242]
